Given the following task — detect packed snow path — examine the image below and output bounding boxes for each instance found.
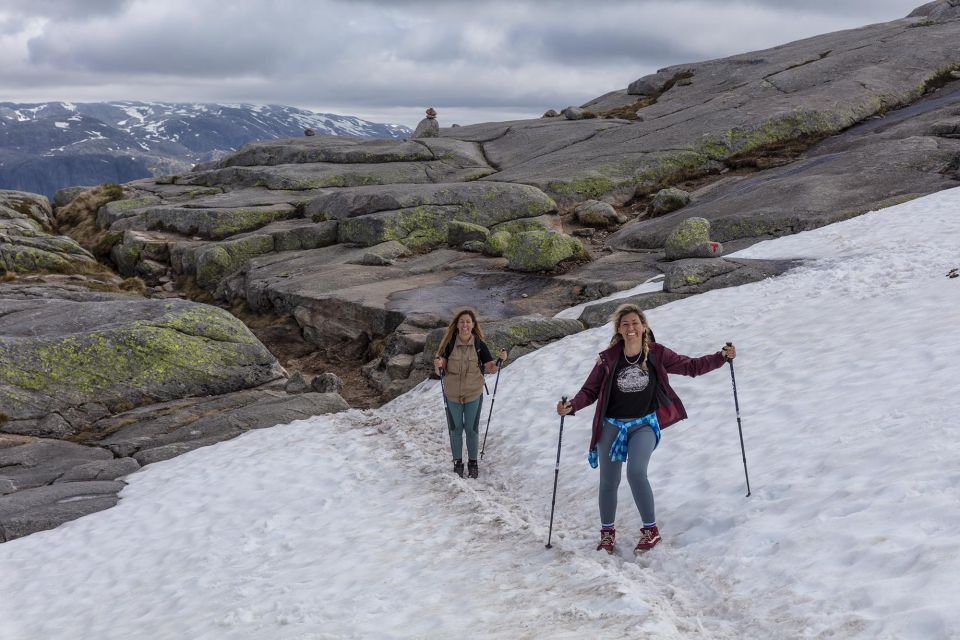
[2,188,960,639]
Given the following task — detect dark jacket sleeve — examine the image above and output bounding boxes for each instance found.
[658,344,726,377]
[476,339,494,364]
[569,360,605,414]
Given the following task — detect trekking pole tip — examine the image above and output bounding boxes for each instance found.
[545,543,552,549]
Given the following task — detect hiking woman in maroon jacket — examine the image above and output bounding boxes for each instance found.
[557,303,735,554]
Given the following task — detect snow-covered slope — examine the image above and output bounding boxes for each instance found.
[0,101,410,198]
[1,188,958,639]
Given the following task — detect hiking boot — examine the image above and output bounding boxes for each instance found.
[597,527,616,554]
[453,459,464,477]
[467,460,479,479]
[634,525,661,553]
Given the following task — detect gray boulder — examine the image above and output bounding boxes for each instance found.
[0,480,126,542]
[412,117,440,139]
[311,372,344,393]
[574,200,624,227]
[504,231,587,272]
[348,240,412,266]
[663,258,801,294]
[650,188,692,216]
[285,371,310,393]
[0,439,113,491]
[1,190,101,275]
[0,285,284,437]
[664,217,724,260]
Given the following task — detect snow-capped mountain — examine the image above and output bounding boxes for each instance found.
[0,101,411,199]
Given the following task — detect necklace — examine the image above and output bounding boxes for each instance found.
[624,350,643,365]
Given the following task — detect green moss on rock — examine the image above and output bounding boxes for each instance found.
[0,304,268,410]
[484,231,511,257]
[195,235,275,288]
[504,231,587,272]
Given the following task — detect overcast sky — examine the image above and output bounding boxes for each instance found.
[0,0,927,128]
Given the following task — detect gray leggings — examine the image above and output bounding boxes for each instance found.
[597,420,658,527]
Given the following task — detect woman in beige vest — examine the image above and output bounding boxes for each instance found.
[434,309,507,478]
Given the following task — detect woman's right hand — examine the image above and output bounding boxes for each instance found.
[556,400,573,416]
[434,356,447,375]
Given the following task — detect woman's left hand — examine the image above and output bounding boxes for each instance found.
[721,344,737,360]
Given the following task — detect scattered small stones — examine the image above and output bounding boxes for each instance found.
[948,268,958,278]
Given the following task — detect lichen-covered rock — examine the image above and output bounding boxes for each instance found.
[504,230,587,272]
[143,204,297,241]
[447,220,489,247]
[348,240,412,266]
[664,217,723,260]
[269,220,339,252]
[338,205,452,249]
[650,187,692,216]
[195,234,275,289]
[484,231,511,256]
[0,286,283,437]
[0,190,54,230]
[1,190,103,276]
[574,200,624,227]
[306,182,556,228]
[96,195,162,229]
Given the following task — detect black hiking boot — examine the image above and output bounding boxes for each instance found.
[467,460,479,479]
[453,459,464,477]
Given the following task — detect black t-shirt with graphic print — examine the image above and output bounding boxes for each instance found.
[604,351,659,419]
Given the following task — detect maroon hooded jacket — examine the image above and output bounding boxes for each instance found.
[569,341,727,451]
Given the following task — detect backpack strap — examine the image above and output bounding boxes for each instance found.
[445,338,493,368]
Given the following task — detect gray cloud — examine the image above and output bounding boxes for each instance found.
[0,0,927,128]
[2,0,132,21]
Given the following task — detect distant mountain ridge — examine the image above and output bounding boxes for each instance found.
[0,101,411,198]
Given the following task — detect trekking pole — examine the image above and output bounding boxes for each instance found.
[479,358,504,460]
[438,366,450,414]
[726,342,751,497]
[545,395,568,549]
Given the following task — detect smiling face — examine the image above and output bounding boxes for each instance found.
[456,312,475,340]
[617,312,645,343]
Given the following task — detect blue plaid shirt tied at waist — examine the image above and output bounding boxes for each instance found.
[588,412,661,469]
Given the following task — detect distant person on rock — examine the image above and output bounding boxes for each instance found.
[556,303,735,554]
[434,308,507,479]
[412,107,439,138]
